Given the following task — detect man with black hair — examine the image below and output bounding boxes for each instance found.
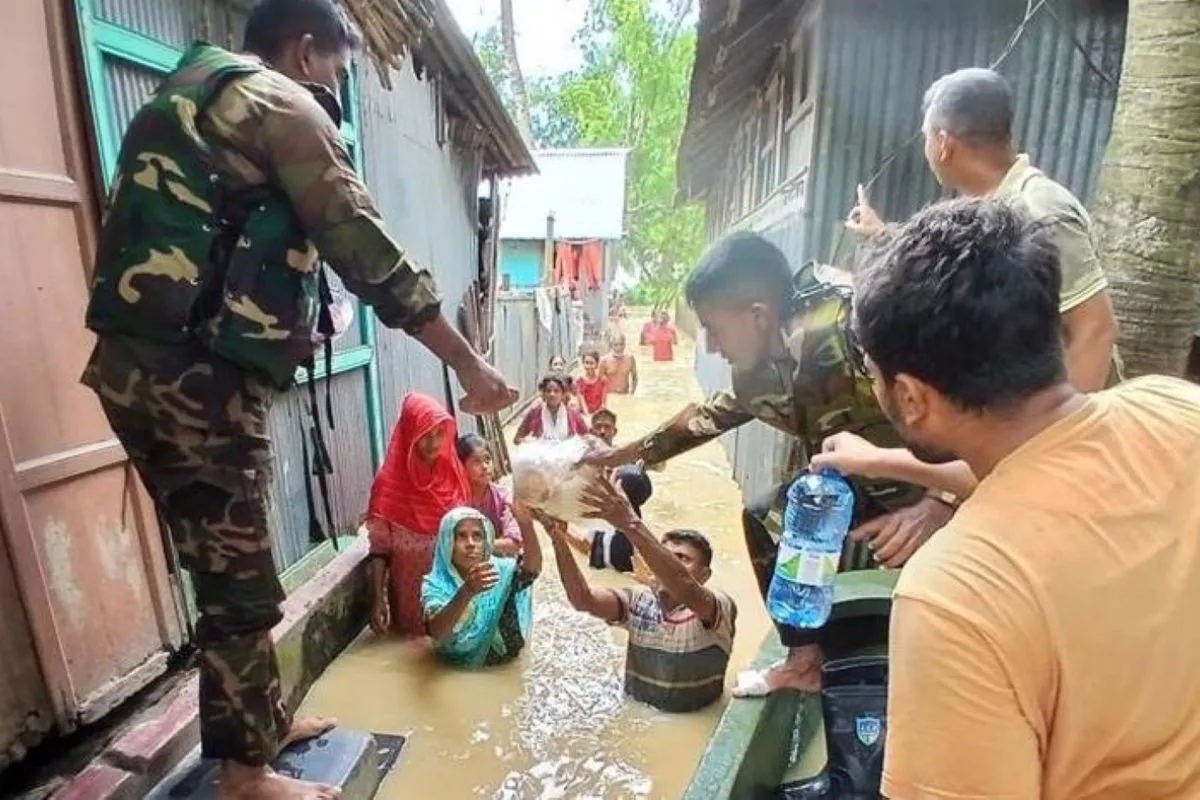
[586,231,942,695]
[847,67,1121,392]
[857,197,1200,798]
[81,1,514,797]
[544,474,736,713]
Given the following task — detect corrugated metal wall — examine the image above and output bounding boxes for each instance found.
[266,374,374,569]
[102,61,162,136]
[359,59,484,435]
[493,291,582,416]
[808,0,1126,266]
[94,0,244,49]
[96,0,202,46]
[695,0,1125,501]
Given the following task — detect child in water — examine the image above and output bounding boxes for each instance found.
[456,433,528,558]
[421,506,542,667]
[575,349,609,416]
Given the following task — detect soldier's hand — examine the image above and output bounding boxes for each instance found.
[457,356,518,415]
[845,184,885,236]
[850,496,952,568]
[580,441,638,470]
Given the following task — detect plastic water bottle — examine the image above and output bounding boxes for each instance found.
[767,469,855,629]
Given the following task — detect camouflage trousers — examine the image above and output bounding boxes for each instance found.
[83,335,288,766]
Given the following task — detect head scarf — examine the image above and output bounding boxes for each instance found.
[368,393,469,535]
[420,507,533,668]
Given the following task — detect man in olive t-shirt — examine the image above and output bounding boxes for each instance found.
[848,67,1121,391]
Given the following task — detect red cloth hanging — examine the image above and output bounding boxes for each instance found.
[579,241,603,291]
[553,242,578,288]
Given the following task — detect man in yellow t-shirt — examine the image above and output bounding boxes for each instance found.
[852,197,1200,799]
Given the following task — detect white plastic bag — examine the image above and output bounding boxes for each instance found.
[511,438,600,521]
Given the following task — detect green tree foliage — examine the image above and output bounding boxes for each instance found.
[473,0,704,307]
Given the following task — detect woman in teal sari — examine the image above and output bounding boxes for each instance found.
[421,505,542,667]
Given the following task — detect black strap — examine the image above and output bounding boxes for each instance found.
[298,384,324,546]
[442,361,457,417]
[303,360,338,551]
[316,267,336,429]
[293,266,338,551]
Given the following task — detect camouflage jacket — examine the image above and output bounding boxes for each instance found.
[634,263,923,512]
[85,43,440,388]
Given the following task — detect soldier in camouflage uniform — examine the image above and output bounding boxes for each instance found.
[586,232,956,695]
[81,2,514,798]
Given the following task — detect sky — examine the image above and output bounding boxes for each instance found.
[444,0,589,77]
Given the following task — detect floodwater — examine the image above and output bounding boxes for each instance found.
[300,315,771,798]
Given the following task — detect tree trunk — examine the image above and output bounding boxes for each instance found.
[1090,0,1200,378]
[499,0,535,145]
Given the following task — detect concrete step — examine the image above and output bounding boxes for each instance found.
[144,729,396,799]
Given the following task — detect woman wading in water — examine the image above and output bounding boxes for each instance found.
[421,506,543,666]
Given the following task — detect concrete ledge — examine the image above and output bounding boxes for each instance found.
[683,570,898,799]
[53,535,370,800]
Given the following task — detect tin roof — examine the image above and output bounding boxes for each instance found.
[498,148,630,240]
[345,0,535,175]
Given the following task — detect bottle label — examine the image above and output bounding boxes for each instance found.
[776,544,839,586]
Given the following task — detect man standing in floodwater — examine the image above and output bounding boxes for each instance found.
[545,478,737,713]
[80,1,514,798]
[601,334,638,394]
[586,232,944,695]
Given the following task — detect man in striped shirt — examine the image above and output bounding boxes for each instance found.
[543,476,737,712]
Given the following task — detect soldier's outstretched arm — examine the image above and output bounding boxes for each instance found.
[253,83,440,332]
[246,80,514,412]
[586,389,754,468]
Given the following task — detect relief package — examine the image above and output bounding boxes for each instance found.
[511,438,600,521]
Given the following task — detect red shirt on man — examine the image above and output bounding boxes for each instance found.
[645,323,677,362]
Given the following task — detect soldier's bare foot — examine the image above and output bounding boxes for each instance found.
[763,660,822,693]
[280,716,338,750]
[218,764,341,799]
[733,645,823,697]
[768,644,823,692]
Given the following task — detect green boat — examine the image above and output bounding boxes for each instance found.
[683,570,895,799]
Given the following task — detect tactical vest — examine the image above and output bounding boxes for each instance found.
[85,43,331,391]
[786,261,924,513]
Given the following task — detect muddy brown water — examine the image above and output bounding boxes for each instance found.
[300,315,772,798]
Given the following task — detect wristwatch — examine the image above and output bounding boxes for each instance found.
[926,488,961,510]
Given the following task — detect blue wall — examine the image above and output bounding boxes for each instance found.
[500,239,543,288]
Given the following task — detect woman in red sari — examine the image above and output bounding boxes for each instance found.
[367,393,469,637]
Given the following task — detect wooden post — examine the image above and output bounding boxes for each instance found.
[542,212,555,285]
